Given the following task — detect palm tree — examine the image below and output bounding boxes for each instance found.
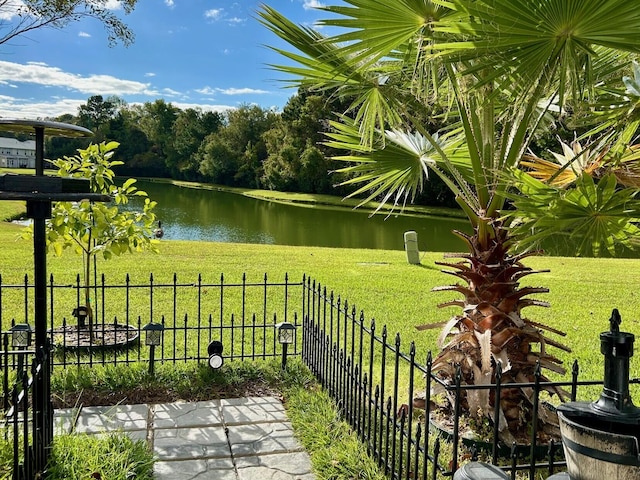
[258,0,640,441]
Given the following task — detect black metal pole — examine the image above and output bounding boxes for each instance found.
[34,126,44,176]
[149,345,156,375]
[281,343,288,370]
[0,119,95,476]
[30,125,53,461]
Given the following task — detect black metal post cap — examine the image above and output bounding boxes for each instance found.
[600,309,634,358]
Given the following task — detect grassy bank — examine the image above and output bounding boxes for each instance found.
[1,218,639,384]
[0,168,464,219]
[0,200,26,222]
[139,177,466,219]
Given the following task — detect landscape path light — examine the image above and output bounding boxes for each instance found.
[208,340,224,370]
[275,321,296,370]
[10,323,33,391]
[10,323,33,349]
[143,322,164,375]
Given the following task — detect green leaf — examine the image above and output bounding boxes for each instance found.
[507,172,640,256]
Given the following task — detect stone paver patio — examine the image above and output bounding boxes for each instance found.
[55,396,315,480]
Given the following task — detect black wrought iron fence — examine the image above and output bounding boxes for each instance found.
[2,342,51,480]
[1,272,637,480]
[1,272,303,479]
[0,272,303,370]
[300,277,639,480]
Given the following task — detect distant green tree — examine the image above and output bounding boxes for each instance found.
[198,105,276,187]
[133,100,179,174]
[78,95,120,138]
[171,108,223,179]
[262,119,299,190]
[106,113,151,172]
[262,91,335,193]
[197,138,237,185]
[44,113,88,159]
[298,142,330,192]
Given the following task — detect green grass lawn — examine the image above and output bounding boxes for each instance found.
[3,173,638,386]
[1,218,639,384]
[0,200,25,222]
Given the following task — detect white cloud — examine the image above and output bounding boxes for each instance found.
[144,72,156,77]
[0,96,87,119]
[203,7,245,25]
[162,87,181,96]
[194,86,269,96]
[165,0,175,7]
[171,102,235,114]
[195,86,216,95]
[217,87,269,95]
[204,8,223,21]
[303,0,324,10]
[0,61,158,96]
[78,31,91,38]
[0,93,237,120]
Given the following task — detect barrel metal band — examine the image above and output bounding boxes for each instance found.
[563,436,640,467]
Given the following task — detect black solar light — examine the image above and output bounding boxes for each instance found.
[276,321,296,369]
[10,323,32,349]
[208,340,224,370]
[143,322,164,375]
[143,322,164,347]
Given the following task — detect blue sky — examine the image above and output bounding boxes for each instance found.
[0,1,330,119]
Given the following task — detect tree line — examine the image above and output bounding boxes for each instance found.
[40,90,457,208]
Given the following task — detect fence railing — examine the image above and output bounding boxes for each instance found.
[2,343,51,480]
[300,277,637,480]
[0,272,303,370]
[0,272,303,479]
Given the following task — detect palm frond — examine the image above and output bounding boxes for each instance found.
[507,171,640,256]
[432,0,640,102]
[326,117,473,214]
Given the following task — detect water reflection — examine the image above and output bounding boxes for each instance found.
[126,180,471,252]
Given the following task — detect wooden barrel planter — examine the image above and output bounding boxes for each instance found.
[558,410,640,480]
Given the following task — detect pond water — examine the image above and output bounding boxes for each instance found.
[127,180,472,252]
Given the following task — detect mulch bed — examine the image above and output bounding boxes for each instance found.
[52,381,281,409]
[52,323,138,349]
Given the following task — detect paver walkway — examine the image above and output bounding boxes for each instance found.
[54,396,315,480]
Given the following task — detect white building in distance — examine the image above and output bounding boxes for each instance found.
[0,137,36,169]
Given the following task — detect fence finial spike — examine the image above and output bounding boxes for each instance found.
[609,308,621,333]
